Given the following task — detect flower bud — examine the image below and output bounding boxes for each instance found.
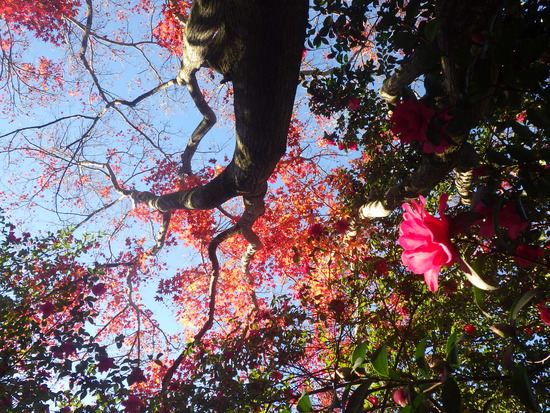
[393,388,408,407]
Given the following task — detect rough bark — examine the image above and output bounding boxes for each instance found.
[133,0,309,214]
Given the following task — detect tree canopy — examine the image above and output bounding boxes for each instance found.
[0,0,549,412]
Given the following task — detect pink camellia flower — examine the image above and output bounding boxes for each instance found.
[61,342,76,356]
[540,307,550,327]
[422,138,450,155]
[307,223,326,238]
[399,194,456,292]
[514,245,544,267]
[270,371,283,381]
[122,395,144,413]
[390,99,434,144]
[92,283,107,296]
[516,111,526,123]
[128,368,147,386]
[374,258,389,276]
[464,324,477,336]
[40,301,56,318]
[473,202,495,238]
[442,280,458,294]
[422,110,453,154]
[334,218,350,234]
[51,346,64,359]
[474,201,528,239]
[500,202,528,239]
[347,97,361,111]
[97,356,115,373]
[393,388,408,407]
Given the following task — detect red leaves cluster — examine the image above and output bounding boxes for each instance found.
[1,0,80,45]
[152,1,192,55]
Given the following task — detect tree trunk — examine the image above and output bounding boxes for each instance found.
[141,0,308,213]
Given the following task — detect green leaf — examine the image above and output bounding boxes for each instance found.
[414,338,429,378]
[344,382,371,413]
[510,122,535,138]
[391,31,417,51]
[411,392,426,412]
[512,364,539,412]
[502,343,515,372]
[506,144,537,162]
[509,289,540,326]
[527,107,550,129]
[458,255,499,291]
[351,342,368,370]
[371,344,389,377]
[441,376,461,413]
[445,331,460,368]
[297,390,312,413]
[423,19,440,42]
[473,286,492,318]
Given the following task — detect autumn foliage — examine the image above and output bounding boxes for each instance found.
[1,0,549,412]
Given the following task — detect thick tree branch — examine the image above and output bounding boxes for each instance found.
[360,0,503,217]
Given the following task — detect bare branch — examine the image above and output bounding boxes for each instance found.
[65,15,159,48]
[150,212,171,255]
[178,72,217,176]
[0,114,96,140]
[110,79,178,108]
[160,223,240,391]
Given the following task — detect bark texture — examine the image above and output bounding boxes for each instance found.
[135,0,308,213]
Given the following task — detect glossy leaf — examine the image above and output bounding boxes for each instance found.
[297,390,312,413]
[512,365,539,412]
[445,331,460,368]
[441,376,461,413]
[458,255,499,291]
[414,338,429,378]
[423,19,440,42]
[509,289,540,326]
[344,382,371,413]
[371,344,389,378]
[351,342,368,370]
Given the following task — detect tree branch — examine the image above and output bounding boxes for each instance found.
[178,72,217,176]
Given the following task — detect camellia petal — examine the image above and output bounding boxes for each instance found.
[390,100,434,143]
[423,267,441,292]
[541,307,550,327]
[399,194,456,291]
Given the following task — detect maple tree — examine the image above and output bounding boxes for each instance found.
[1,0,550,412]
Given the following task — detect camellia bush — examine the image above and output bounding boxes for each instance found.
[0,0,549,412]
[0,215,149,411]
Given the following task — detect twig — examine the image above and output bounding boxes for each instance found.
[160,224,240,391]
